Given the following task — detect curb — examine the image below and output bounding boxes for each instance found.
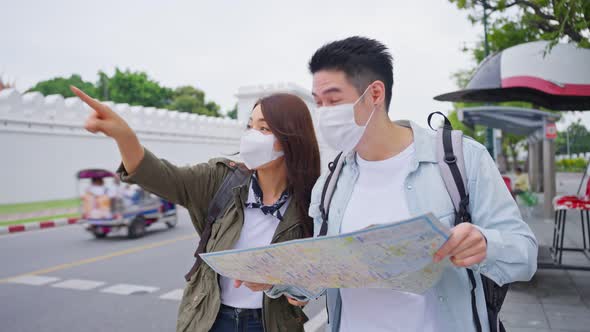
[0,217,81,235]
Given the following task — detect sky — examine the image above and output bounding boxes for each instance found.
[1,0,588,128]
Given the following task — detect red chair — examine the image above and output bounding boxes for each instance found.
[552,176,590,264]
[502,176,512,196]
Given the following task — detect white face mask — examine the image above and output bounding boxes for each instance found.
[239,129,284,169]
[317,87,376,152]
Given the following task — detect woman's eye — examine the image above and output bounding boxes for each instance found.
[261,127,270,132]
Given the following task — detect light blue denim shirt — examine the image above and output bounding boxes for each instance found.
[268,121,538,332]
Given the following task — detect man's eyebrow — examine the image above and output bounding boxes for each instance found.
[315,87,343,96]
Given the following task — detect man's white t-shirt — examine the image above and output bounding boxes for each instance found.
[339,144,440,332]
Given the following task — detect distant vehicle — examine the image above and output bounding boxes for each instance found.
[77,169,177,239]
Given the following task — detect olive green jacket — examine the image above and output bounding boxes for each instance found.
[117,148,309,332]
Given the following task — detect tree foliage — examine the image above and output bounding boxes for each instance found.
[448,0,590,170]
[450,0,590,50]
[556,119,590,156]
[168,85,221,117]
[104,69,173,108]
[26,70,224,117]
[28,74,98,98]
[227,103,238,119]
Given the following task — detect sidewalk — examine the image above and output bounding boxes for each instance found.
[0,207,78,223]
[502,194,590,332]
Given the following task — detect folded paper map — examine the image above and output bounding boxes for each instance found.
[200,213,451,298]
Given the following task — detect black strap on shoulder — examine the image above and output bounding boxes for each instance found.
[442,126,471,224]
[319,152,343,237]
[427,111,452,131]
[438,115,481,332]
[184,163,250,281]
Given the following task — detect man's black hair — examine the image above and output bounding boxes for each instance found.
[309,36,394,111]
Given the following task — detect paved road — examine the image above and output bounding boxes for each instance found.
[0,208,326,331]
[5,172,581,332]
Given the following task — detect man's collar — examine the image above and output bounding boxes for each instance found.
[343,120,437,166]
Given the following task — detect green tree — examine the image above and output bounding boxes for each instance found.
[96,71,110,100]
[27,70,224,118]
[447,108,486,144]
[450,0,590,50]
[204,101,221,117]
[502,133,526,170]
[227,103,238,119]
[105,68,173,108]
[173,85,205,101]
[556,120,590,156]
[448,0,589,169]
[168,85,221,117]
[28,74,97,98]
[169,94,202,114]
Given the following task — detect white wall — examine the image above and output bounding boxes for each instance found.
[1,83,337,205]
[0,89,244,204]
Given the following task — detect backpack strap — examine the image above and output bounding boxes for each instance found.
[428,112,470,222]
[184,162,250,281]
[318,152,345,237]
[428,111,481,332]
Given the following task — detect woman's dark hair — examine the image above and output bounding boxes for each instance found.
[254,93,321,233]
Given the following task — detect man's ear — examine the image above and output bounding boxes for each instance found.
[369,81,386,106]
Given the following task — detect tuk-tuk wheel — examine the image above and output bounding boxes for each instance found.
[93,231,107,239]
[165,216,178,229]
[128,216,146,239]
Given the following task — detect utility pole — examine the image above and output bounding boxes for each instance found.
[482,0,495,158]
[566,127,571,158]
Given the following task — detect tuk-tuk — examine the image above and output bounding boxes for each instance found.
[77,168,177,239]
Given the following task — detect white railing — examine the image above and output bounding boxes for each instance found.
[0,88,246,143]
[0,89,246,204]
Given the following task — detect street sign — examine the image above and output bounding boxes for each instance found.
[545,122,557,140]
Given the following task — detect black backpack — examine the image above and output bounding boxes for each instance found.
[318,113,509,332]
[184,162,250,282]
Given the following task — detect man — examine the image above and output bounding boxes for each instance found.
[267,36,537,332]
[514,167,530,196]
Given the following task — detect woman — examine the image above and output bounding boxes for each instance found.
[71,86,321,332]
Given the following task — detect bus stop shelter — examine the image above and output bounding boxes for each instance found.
[458,106,561,218]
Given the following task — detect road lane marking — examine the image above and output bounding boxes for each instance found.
[7,275,60,286]
[51,279,106,290]
[101,284,159,295]
[0,233,197,284]
[159,289,184,301]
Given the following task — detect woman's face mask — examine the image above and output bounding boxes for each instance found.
[239,129,284,170]
[317,86,376,153]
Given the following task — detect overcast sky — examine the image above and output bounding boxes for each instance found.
[2,0,587,128]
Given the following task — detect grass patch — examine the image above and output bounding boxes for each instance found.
[0,198,81,215]
[0,213,82,227]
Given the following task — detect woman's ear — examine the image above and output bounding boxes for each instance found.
[273,137,284,152]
